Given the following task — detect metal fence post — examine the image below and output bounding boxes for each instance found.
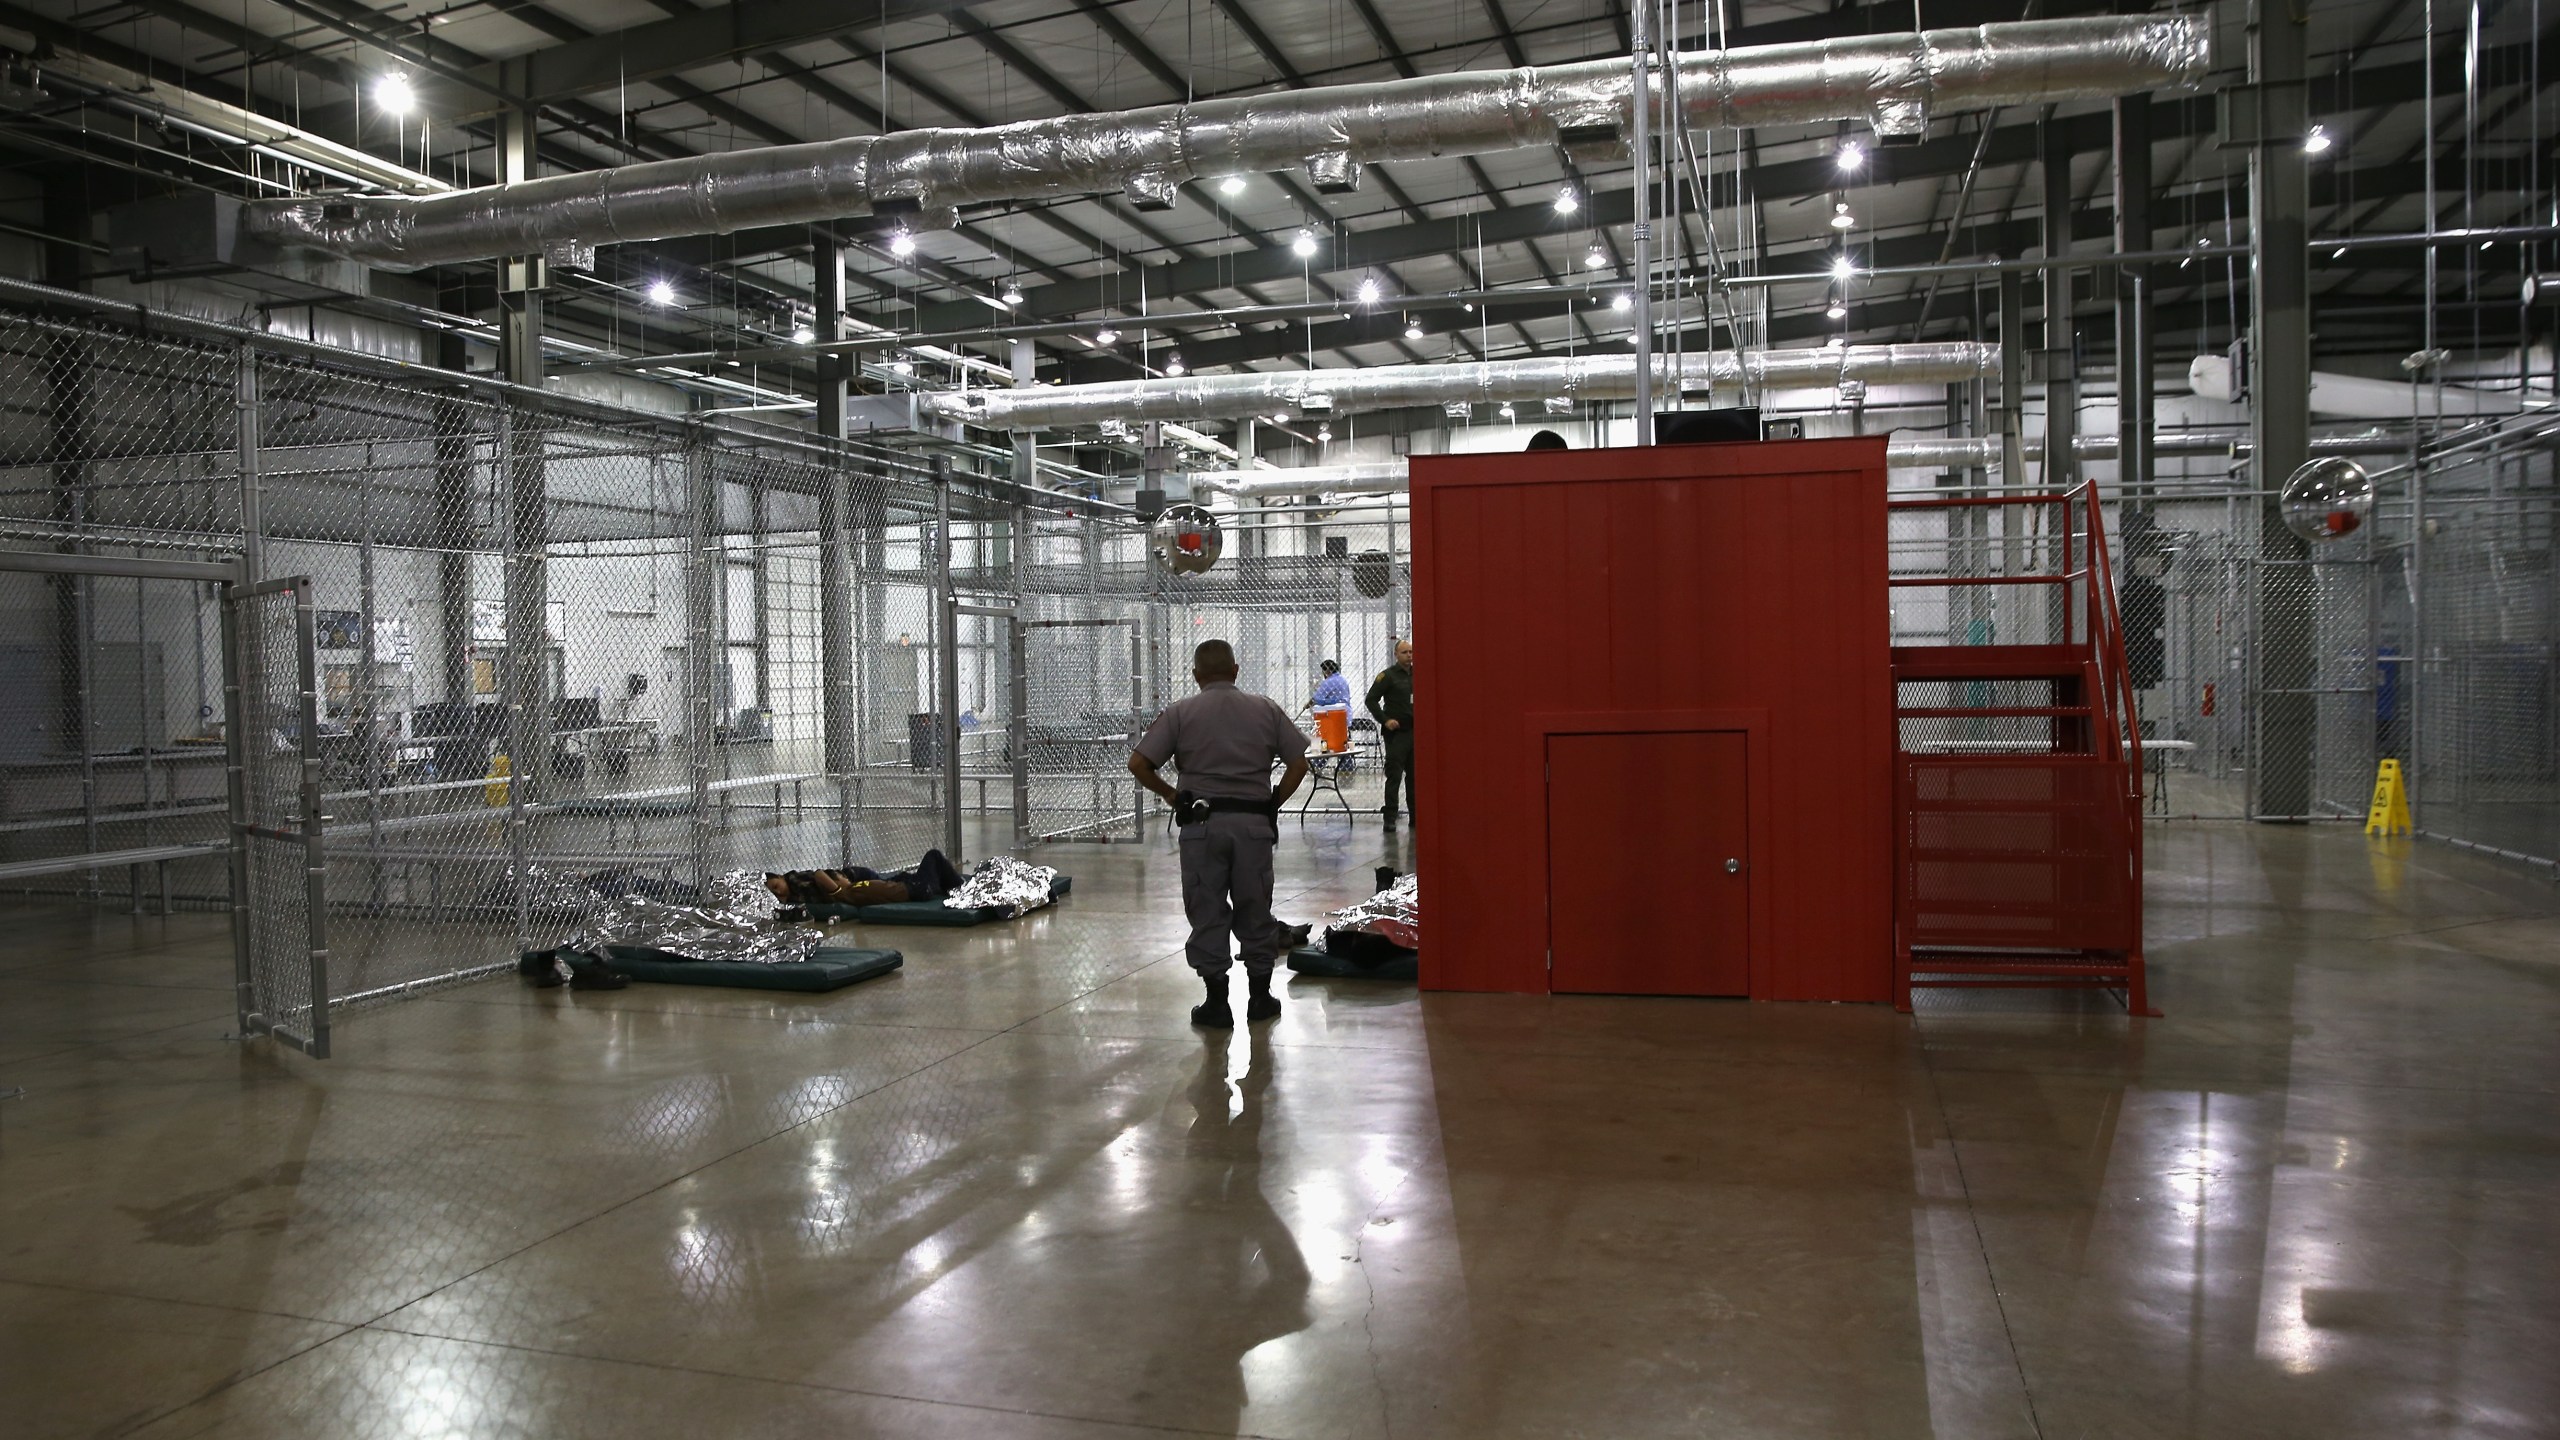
[685,433,719,890]
[818,466,860,863]
[934,457,963,861]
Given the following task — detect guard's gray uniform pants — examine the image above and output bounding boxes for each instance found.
[1179,810,1282,980]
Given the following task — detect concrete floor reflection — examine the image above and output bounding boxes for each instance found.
[0,818,2555,1437]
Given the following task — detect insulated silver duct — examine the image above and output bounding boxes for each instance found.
[926,344,1999,429]
[242,15,2208,269]
[1190,428,2418,499]
[1891,429,2415,468]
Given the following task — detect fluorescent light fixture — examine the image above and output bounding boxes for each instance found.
[1291,228,1319,258]
[889,230,917,257]
[2303,125,2333,155]
[373,73,416,117]
[1836,138,1864,172]
[1095,325,1120,345]
[1219,176,1245,196]
[645,279,676,306]
[1831,256,1857,281]
[1554,187,1580,216]
[1610,292,1632,313]
[1357,277,1382,305]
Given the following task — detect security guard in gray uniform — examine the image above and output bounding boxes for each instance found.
[1130,640,1310,1028]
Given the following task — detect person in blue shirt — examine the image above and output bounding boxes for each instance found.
[1301,659,1352,714]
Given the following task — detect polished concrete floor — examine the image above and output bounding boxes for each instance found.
[2,818,2556,1438]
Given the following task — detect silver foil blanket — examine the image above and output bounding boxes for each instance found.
[1326,873,1419,951]
[945,855,1060,918]
[546,867,825,966]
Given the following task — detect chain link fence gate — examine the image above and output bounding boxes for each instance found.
[224,574,333,1056]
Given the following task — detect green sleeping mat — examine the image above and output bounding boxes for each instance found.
[807,874,1072,926]
[1286,945,1417,982]
[584,944,904,993]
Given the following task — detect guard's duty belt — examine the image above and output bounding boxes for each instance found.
[1175,791,1276,826]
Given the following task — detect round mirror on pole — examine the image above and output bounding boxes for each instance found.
[1150,503,1224,575]
[2279,457,2376,543]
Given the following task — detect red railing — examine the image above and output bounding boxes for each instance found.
[1885,481,2151,1015]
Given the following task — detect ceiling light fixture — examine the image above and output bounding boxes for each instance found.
[1000,281,1024,306]
[373,73,416,117]
[1835,138,1864,172]
[1317,425,1332,441]
[1357,276,1382,305]
[1831,202,1855,229]
[1271,411,1289,425]
[1610,292,1632,313]
[1094,325,1120,345]
[1826,302,1848,320]
[1404,318,1425,341]
[891,357,915,376]
[1499,403,1517,419]
[1584,242,1608,270]
[646,279,676,306]
[1219,176,1246,196]
[1831,255,1857,281]
[1554,187,1580,216]
[889,230,917,257]
[2303,124,2333,155]
[1164,353,1186,376]
[1291,228,1319,258]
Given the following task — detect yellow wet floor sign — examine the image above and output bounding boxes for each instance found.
[2365,759,2411,837]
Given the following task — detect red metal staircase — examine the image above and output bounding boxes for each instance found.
[1889,482,2151,1014]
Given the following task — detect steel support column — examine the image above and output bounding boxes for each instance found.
[2041,121,2078,496]
[814,238,862,862]
[2250,0,2316,819]
[2114,90,2155,506]
[497,89,551,906]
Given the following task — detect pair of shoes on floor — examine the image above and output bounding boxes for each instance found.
[1191,985,1282,1029]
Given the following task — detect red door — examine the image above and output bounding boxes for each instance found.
[1546,731,1750,995]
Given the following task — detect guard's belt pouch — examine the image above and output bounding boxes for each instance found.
[1175,790,1274,826]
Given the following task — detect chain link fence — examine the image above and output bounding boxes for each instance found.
[2395,445,2559,868]
[0,281,1160,1047]
[1154,501,1408,817]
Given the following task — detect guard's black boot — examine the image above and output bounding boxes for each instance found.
[1191,974,1234,1029]
[1245,976,1281,1023]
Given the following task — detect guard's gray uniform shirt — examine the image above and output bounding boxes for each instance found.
[1135,683,1309,799]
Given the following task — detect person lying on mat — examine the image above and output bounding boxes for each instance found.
[765,849,964,907]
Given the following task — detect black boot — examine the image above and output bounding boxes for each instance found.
[1191,973,1234,1029]
[1246,974,1281,1023]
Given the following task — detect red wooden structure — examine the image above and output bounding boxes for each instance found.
[1408,443,2146,1010]
[1888,481,2150,1013]
[1409,438,1895,1000]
